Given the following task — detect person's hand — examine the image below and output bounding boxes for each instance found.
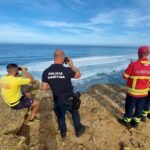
[20,67,27,72]
[67,59,74,67]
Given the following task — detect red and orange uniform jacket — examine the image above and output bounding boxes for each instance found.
[123,58,150,97]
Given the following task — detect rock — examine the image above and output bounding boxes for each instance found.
[129,128,136,136]
[79,144,87,150]
[0,93,28,150]
[91,120,100,128]
[89,135,96,143]
[1,83,150,150]
[0,100,28,135]
[0,134,27,150]
[62,142,66,146]
[119,141,131,150]
[123,147,131,150]
[18,136,26,146]
[130,138,140,148]
[30,80,40,90]
[90,107,99,114]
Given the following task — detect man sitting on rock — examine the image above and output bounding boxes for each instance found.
[41,50,86,139]
[0,64,40,121]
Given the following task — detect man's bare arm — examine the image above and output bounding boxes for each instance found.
[67,59,81,79]
[41,82,50,90]
[21,67,35,83]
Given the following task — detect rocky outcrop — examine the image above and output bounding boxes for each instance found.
[0,101,28,135]
[0,91,28,150]
[1,83,150,150]
[0,135,27,150]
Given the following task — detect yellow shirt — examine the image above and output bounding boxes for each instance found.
[0,75,30,106]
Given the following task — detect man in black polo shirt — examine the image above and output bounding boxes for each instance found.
[41,50,85,138]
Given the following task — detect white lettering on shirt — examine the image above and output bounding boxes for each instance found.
[136,70,150,75]
[47,72,65,79]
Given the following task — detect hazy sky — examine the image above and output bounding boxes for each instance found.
[0,0,150,45]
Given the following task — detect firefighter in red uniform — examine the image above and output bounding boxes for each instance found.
[141,67,150,121]
[118,46,150,128]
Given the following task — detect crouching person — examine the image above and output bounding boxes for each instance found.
[118,46,150,128]
[0,64,40,121]
[41,50,86,139]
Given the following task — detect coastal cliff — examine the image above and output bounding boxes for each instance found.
[0,82,150,150]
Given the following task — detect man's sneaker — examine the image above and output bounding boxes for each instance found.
[147,113,150,119]
[141,116,147,122]
[131,120,139,128]
[117,118,132,129]
[61,132,66,140]
[76,125,86,137]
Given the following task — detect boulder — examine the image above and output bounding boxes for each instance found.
[0,134,27,150]
[0,100,28,135]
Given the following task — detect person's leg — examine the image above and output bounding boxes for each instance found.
[28,99,40,121]
[124,95,136,122]
[70,109,81,129]
[11,96,40,121]
[142,95,150,119]
[54,100,67,137]
[69,101,85,137]
[70,109,86,137]
[133,97,146,123]
[118,95,136,128]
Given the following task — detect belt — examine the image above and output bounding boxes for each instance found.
[54,97,74,101]
[68,97,74,100]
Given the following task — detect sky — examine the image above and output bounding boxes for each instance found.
[0,0,150,45]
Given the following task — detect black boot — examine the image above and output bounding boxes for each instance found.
[76,125,86,137]
[131,120,139,128]
[147,113,150,119]
[141,116,147,122]
[117,118,132,129]
[61,132,66,139]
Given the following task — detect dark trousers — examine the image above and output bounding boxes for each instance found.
[124,95,146,122]
[54,99,82,134]
[142,93,150,116]
[144,93,150,111]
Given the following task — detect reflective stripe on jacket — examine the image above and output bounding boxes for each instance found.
[123,58,150,97]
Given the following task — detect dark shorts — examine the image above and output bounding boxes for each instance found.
[11,96,33,110]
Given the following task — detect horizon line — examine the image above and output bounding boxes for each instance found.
[0,42,139,48]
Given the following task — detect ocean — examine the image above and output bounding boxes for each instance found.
[0,43,138,91]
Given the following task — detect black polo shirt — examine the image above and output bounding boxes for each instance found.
[42,64,76,100]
